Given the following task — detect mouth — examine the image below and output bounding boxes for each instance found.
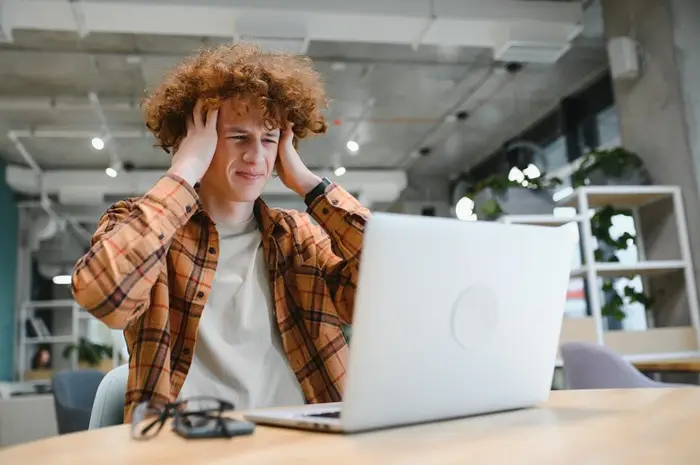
[234,170,264,181]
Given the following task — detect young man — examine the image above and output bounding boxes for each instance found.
[71,43,370,423]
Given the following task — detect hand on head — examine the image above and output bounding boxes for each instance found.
[168,100,321,200]
[276,122,322,197]
[168,100,219,187]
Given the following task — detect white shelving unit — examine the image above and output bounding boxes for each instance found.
[16,299,121,382]
[500,185,700,364]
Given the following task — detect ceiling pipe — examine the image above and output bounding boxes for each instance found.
[0,97,141,112]
[398,62,507,172]
[9,128,148,139]
[68,0,89,38]
[88,90,123,172]
[6,130,93,243]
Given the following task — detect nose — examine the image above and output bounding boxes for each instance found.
[241,138,265,164]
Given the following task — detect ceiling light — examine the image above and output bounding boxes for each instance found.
[346,140,359,153]
[334,166,347,177]
[508,166,525,183]
[105,167,118,178]
[523,163,541,179]
[52,274,71,285]
[91,137,105,150]
[523,163,542,179]
[455,196,477,221]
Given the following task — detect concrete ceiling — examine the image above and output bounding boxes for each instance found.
[0,0,609,208]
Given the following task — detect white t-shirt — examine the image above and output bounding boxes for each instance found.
[178,215,305,409]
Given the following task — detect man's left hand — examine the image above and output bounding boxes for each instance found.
[276,122,322,198]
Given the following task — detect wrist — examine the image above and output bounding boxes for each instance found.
[167,163,202,188]
[292,171,322,198]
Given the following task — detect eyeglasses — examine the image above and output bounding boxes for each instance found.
[131,396,235,440]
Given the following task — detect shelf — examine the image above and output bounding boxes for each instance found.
[570,260,686,278]
[24,300,77,310]
[24,336,74,344]
[604,327,699,355]
[558,185,678,209]
[555,350,700,368]
[500,215,583,226]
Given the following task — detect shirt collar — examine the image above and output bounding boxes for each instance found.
[193,182,290,240]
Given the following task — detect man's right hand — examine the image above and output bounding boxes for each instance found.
[167,99,219,187]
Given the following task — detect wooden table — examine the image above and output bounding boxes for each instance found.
[633,357,700,372]
[2,388,699,464]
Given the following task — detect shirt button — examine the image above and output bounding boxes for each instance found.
[197,291,204,299]
[182,347,191,355]
[185,205,192,213]
[322,208,329,215]
[208,247,216,254]
[158,233,165,240]
[332,200,339,206]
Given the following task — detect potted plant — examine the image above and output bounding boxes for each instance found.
[570,148,653,321]
[589,205,654,321]
[62,338,114,371]
[571,147,650,187]
[468,171,562,220]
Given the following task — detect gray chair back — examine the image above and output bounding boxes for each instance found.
[51,369,105,434]
[89,364,129,428]
[560,341,686,389]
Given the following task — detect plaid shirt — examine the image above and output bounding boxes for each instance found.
[71,173,369,423]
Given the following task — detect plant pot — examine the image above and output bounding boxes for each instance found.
[79,359,114,372]
[24,369,53,381]
[473,187,555,219]
[586,167,651,186]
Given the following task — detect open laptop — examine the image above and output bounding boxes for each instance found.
[244,212,576,433]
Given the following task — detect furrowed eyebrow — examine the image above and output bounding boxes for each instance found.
[222,127,280,138]
[222,126,249,133]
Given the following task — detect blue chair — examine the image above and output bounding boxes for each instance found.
[89,364,129,428]
[51,369,105,434]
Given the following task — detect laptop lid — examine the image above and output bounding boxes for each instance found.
[339,213,576,432]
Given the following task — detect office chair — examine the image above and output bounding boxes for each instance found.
[89,363,128,429]
[560,342,689,389]
[51,369,105,434]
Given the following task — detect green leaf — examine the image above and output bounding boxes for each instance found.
[481,198,503,218]
[594,249,606,262]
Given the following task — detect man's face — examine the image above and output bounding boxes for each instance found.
[200,98,280,202]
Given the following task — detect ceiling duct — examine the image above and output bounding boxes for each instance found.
[492,22,581,63]
[3,1,584,51]
[33,220,86,267]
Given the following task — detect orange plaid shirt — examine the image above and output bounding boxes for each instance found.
[71,173,369,423]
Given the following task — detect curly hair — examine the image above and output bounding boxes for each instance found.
[141,42,329,153]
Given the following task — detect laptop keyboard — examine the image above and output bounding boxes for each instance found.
[305,410,341,419]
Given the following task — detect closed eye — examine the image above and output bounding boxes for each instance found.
[225,135,277,144]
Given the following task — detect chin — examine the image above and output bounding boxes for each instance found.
[227,184,265,203]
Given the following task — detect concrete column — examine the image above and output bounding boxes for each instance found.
[670,0,700,191]
[601,0,700,327]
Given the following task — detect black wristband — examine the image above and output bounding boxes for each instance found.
[304,177,332,206]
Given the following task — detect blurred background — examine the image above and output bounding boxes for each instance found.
[1,0,700,447]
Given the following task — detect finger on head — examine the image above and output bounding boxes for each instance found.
[283,121,295,139]
[193,99,204,128]
[205,108,219,129]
